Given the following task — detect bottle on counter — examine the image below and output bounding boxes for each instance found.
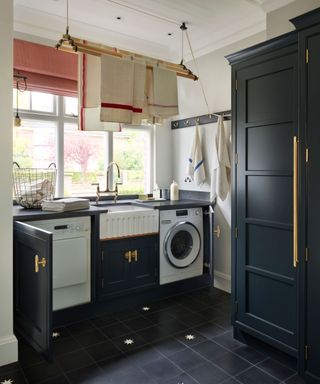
[170,180,179,201]
[153,184,161,200]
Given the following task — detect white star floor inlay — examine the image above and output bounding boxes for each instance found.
[1,379,14,384]
[142,306,150,311]
[123,338,134,345]
[185,334,195,341]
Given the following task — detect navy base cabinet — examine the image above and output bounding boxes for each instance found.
[14,221,53,360]
[98,235,159,299]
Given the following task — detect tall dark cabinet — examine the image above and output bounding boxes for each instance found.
[227,34,299,356]
[292,10,320,384]
[227,7,320,383]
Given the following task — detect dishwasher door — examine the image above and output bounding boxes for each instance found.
[53,237,88,289]
[26,217,91,311]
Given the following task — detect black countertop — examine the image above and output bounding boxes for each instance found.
[13,199,212,221]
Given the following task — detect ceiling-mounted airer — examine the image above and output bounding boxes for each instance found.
[55,0,198,81]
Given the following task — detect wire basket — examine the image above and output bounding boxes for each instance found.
[13,162,57,209]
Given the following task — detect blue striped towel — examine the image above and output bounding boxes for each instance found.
[186,125,206,185]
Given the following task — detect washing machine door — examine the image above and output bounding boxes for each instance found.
[164,221,201,268]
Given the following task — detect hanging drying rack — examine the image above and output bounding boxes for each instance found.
[56,35,198,81]
[171,110,231,129]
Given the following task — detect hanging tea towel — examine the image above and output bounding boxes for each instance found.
[147,67,179,118]
[78,52,122,131]
[80,107,122,132]
[186,125,206,185]
[100,55,146,124]
[78,52,100,109]
[210,115,231,202]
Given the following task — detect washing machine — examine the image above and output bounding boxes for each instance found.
[159,207,204,285]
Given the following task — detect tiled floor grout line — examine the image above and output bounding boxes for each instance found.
[11,291,298,384]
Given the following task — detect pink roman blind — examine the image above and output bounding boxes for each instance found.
[14,39,78,97]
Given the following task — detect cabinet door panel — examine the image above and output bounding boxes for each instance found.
[14,221,53,360]
[100,239,130,294]
[235,48,298,353]
[130,236,158,287]
[305,30,320,381]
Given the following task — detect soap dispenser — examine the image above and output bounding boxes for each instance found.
[170,181,179,201]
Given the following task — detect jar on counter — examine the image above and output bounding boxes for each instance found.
[170,181,179,201]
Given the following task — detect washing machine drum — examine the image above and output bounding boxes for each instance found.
[164,221,201,268]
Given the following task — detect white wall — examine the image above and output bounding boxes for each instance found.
[154,124,172,189]
[171,31,265,292]
[267,0,320,39]
[0,0,18,367]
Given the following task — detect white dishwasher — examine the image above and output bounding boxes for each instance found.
[26,216,91,311]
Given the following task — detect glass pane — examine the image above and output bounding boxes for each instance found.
[113,128,150,195]
[13,119,57,168]
[64,96,78,117]
[171,231,193,260]
[31,91,55,113]
[13,119,57,199]
[64,123,108,197]
[13,89,31,110]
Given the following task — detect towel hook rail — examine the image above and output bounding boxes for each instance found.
[171,110,232,130]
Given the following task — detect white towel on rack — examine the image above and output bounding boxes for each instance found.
[186,125,206,185]
[210,115,231,202]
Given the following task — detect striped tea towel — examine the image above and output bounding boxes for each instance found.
[210,115,231,202]
[147,67,179,118]
[186,125,206,185]
[100,55,146,124]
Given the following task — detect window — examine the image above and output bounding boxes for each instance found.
[113,129,152,195]
[13,91,153,198]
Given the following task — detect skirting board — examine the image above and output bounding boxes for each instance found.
[214,270,231,293]
[0,334,18,366]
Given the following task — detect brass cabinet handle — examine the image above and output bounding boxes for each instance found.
[213,225,221,238]
[293,136,299,268]
[35,254,47,273]
[132,250,138,262]
[124,250,132,263]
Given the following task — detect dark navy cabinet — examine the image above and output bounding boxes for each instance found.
[98,235,159,299]
[292,9,320,383]
[227,7,320,382]
[14,221,53,360]
[227,34,299,356]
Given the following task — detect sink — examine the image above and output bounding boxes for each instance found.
[99,205,159,239]
[107,204,152,213]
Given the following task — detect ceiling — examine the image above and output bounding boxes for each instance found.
[14,0,296,61]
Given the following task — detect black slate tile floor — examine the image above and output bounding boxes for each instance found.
[0,287,306,384]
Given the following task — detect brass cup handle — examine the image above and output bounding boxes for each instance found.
[124,250,132,263]
[293,136,299,268]
[132,250,138,262]
[35,255,47,273]
[214,225,221,238]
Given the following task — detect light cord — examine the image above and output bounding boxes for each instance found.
[185,29,211,115]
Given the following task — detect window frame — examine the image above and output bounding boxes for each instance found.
[13,93,154,198]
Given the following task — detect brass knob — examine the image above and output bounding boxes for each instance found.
[132,250,138,262]
[35,255,47,273]
[213,225,221,238]
[124,250,132,263]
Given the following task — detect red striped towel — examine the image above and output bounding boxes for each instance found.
[100,55,146,124]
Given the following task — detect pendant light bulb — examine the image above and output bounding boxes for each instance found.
[14,82,22,127]
[14,113,21,127]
